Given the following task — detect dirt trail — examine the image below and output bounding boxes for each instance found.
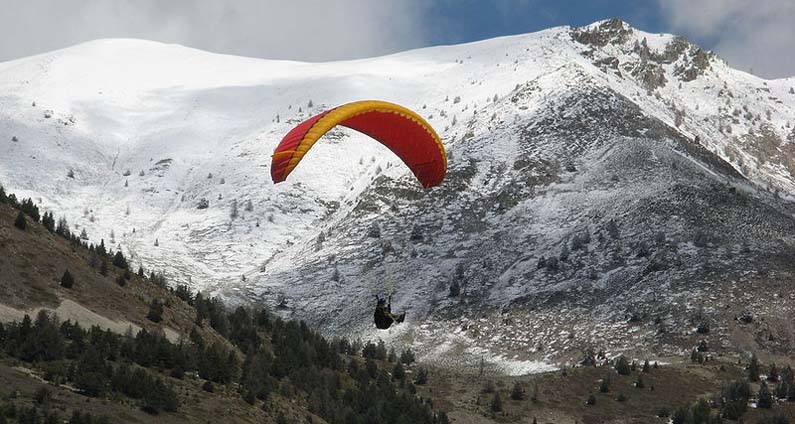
[0,299,180,342]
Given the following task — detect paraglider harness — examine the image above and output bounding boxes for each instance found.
[374,295,405,330]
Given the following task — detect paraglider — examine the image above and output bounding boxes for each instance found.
[271,100,446,188]
[373,295,406,330]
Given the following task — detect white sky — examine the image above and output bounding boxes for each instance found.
[1,0,793,78]
[658,0,795,78]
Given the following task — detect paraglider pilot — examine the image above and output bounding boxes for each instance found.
[374,295,405,330]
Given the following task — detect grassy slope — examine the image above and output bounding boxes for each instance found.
[0,202,319,423]
[419,361,795,423]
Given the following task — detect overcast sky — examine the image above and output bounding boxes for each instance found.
[1,0,792,78]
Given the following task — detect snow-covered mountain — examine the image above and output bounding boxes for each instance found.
[3,19,795,370]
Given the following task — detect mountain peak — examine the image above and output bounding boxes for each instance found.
[572,18,634,47]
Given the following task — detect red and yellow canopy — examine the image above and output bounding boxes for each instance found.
[271,100,446,189]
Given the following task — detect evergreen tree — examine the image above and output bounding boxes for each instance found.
[42,212,55,232]
[14,211,26,230]
[749,354,760,382]
[769,363,779,382]
[690,399,712,424]
[147,299,164,323]
[375,340,388,360]
[60,269,74,289]
[599,377,610,393]
[511,381,524,400]
[642,359,651,373]
[414,367,429,385]
[392,362,405,381]
[615,356,631,375]
[112,251,128,269]
[720,381,751,420]
[96,239,107,257]
[400,347,416,364]
[55,217,69,237]
[758,381,773,408]
[491,392,503,412]
[448,279,461,297]
[20,198,41,222]
[776,382,788,400]
[142,378,179,414]
[99,260,109,276]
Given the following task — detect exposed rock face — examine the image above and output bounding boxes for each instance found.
[652,35,690,64]
[632,60,668,91]
[571,18,633,47]
[674,47,714,82]
[575,24,715,88]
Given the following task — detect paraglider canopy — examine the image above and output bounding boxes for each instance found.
[271,100,446,188]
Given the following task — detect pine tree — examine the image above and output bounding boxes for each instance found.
[147,299,164,323]
[449,280,461,297]
[769,363,779,382]
[112,251,128,269]
[400,347,416,364]
[60,269,74,288]
[100,260,109,276]
[758,381,773,408]
[414,367,429,385]
[599,377,610,393]
[615,356,631,375]
[42,212,55,232]
[392,362,405,381]
[511,381,524,400]
[96,239,107,257]
[670,406,687,424]
[642,359,651,373]
[749,354,760,382]
[720,381,750,420]
[776,381,788,399]
[230,199,238,219]
[491,392,503,412]
[14,211,26,230]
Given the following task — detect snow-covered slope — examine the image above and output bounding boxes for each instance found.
[3,19,795,368]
